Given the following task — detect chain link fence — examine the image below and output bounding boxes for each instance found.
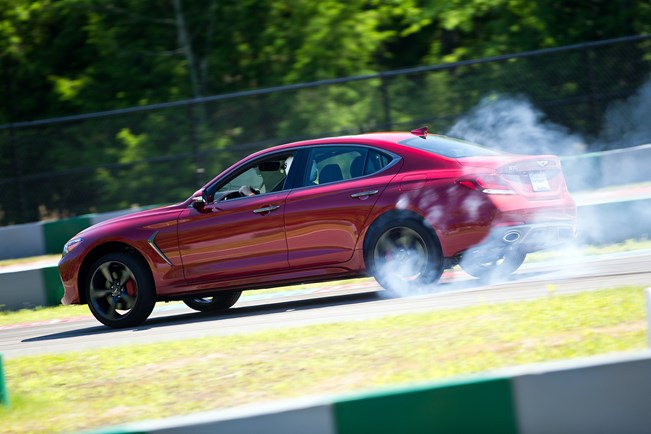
[1,34,650,226]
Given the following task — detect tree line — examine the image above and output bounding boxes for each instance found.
[2,0,649,123]
[0,0,650,225]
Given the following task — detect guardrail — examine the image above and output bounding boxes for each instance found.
[81,351,651,434]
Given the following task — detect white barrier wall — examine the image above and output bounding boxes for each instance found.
[0,222,45,259]
[0,207,148,260]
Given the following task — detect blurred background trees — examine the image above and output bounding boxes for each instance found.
[1,0,651,225]
[3,0,650,122]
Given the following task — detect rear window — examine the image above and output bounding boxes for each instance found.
[399,135,500,158]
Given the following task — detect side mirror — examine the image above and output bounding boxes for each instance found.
[191,192,207,209]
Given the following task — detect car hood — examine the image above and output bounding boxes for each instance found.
[77,203,186,239]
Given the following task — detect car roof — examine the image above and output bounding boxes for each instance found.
[208,131,455,188]
[257,132,417,155]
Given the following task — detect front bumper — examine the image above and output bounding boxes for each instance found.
[58,253,82,305]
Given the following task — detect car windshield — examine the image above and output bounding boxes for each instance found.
[399,135,500,158]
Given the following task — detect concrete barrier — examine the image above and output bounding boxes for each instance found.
[82,351,651,434]
[0,265,62,310]
[0,207,150,260]
[577,198,651,244]
[0,222,45,259]
[1,193,651,311]
[562,143,651,191]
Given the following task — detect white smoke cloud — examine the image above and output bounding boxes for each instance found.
[375,77,651,297]
[447,94,586,155]
[598,78,651,149]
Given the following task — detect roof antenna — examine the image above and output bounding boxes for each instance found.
[410,126,428,139]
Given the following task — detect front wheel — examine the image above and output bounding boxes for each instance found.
[86,252,156,328]
[365,218,443,295]
[183,291,242,312]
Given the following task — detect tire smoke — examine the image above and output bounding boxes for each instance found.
[374,77,651,296]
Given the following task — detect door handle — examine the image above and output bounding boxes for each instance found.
[253,205,280,214]
[351,190,379,198]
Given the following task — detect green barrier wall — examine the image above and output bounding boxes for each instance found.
[334,376,518,434]
[42,266,64,306]
[43,216,92,254]
[0,354,8,406]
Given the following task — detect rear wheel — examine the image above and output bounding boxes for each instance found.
[460,248,526,280]
[365,218,443,294]
[86,252,155,328]
[183,291,242,312]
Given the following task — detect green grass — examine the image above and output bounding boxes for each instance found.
[0,305,91,326]
[1,286,647,434]
[0,255,60,268]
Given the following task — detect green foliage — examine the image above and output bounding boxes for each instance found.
[1,1,650,223]
[3,0,648,123]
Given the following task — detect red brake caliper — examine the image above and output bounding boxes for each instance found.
[125,280,136,296]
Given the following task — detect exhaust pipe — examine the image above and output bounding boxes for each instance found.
[502,230,521,243]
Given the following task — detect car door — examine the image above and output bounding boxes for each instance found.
[284,145,401,268]
[176,152,295,283]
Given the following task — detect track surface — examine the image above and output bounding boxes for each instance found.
[2,250,651,359]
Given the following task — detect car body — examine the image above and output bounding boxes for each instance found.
[59,128,576,327]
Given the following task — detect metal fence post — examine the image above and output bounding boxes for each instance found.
[380,75,393,131]
[10,124,29,222]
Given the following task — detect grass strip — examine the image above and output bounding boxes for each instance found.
[0,286,647,434]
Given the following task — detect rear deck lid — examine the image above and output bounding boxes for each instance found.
[460,155,566,199]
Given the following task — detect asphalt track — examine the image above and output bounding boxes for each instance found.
[2,250,651,359]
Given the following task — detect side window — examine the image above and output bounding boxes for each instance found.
[303,147,368,186]
[211,153,295,201]
[365,150,391,175]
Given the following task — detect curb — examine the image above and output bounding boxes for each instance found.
[82,351,651,434]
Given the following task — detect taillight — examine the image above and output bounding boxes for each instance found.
[456,175,515,195]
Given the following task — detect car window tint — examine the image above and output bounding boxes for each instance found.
[365,150,391,175]
[304,147,368,186]
[399,135,499,158]
[214,153,294,198]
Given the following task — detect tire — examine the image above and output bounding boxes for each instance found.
[365,217,443,294]
[86,252,156,328]
[459,248,526,280]
[183,291,242,312]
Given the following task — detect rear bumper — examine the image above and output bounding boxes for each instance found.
[490,222,576,253]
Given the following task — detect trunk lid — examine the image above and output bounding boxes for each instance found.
[460,155,566,199]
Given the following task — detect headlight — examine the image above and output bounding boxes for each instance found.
[62,237,84,256]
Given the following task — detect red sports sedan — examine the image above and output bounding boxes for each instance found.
[59,127,576,328]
